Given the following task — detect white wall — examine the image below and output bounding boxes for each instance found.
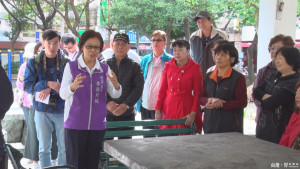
[257,0,298,70]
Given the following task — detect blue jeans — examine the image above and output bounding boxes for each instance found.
[35,110,66,168]
[21,106,30,126]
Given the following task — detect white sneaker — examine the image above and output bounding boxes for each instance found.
[23,158,32,164]
[31,163,40,169]
[52,159,57,166]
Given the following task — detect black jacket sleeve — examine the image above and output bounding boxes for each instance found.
[123,63,144,107]
[252,80,268,101]
[0,65,13,119]
[261,88,295,109]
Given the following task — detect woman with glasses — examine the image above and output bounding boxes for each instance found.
[60,30,122,169]
[253,35,294,122]
[253,47,300,144]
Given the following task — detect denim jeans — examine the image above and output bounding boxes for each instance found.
[21,106,30,126]
[35,110,66,168]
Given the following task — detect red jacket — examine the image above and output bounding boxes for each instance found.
[280,112,300,147]
[155,58,202,132]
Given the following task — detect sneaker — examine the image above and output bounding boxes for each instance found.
[23,158,32,164]
[52,159,57,166]
[31,163,40,169]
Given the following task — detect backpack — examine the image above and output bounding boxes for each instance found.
[30,50,67,93]
[33,51,67,74]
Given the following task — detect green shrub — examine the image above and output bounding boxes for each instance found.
[4,61,20,74]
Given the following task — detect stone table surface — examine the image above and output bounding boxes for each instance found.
[104,132,300,169]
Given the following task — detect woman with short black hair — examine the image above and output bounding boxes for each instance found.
[253,46,300,144]
[60,30,121,169]
[200,43,247,134]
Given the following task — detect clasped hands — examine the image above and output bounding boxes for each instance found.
[107,101,128,116]
[205,98,226,109]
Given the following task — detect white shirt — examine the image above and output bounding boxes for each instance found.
[101,48,141,63]
[141,55,164,110]
[60,55,122,122]
[67,48,79,61]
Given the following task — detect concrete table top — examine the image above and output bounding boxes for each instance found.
[104,132,300,169]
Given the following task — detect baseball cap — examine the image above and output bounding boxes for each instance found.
[194,11,211,21]
[113,33,130,44]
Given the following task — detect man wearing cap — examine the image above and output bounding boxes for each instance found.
[102,33,144,137]
[102,33,141,63]
[190,10,228,75]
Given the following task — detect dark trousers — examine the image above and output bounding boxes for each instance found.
[106,113,135,139]
[140,106,156,131]
[65,128,105,169]
[140,106,155,120]
[0,122,7,169]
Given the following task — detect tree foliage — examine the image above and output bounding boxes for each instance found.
[106,0,259,41]
[44,0,95,38]
[205,0,259,28]
[0,0,31,55]
[0,0,59,30]
[106,0,205,52]
[3,11,31,42]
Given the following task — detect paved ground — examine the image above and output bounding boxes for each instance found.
[6,101,257,169]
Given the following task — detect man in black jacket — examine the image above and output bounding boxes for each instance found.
[0,63,13,168]
[103,33,144,137]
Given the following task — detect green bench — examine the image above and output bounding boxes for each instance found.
[101,119,197,169]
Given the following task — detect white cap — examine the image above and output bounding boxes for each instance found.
[23,42,37,59]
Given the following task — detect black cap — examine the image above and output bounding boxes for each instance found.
[113,33,130,44]
[194,11,211,21]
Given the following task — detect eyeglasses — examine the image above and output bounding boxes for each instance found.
[268,46,282,52]
[85,44,101,50]
[151,39,164,42]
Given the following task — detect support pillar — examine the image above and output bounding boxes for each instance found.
[257,0,298,70]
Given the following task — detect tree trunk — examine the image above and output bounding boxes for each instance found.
[212,21,218,29]
[10,26,21,61]
[165,22,173,53]
[246,33,257,86]
[85,0,90,30]
[184,17,190,41]
[166,30,171,53]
